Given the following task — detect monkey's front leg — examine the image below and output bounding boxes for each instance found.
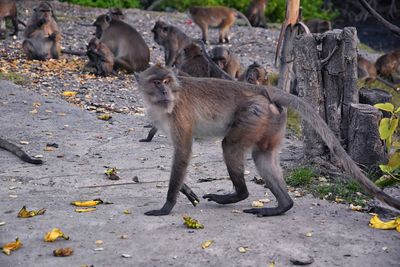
[145,138,192,216]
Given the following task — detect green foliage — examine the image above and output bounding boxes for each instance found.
[62,0,140,9]
[286,167,316,187]
[0,72,29,86]
[314,181,366,206]
[374,103,400,187]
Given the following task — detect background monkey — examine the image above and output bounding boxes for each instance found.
[93,14,150,72]
[246,0,268,28]
[23,1,61,60]
[85,37,114,76]
[375,48,400,81]
[357,56,377,84]
[137,64,400,216]
[108,7,124,20]
[152,20,192,67]
[0,0,25,36]
[210,46,241,78]
[0,138,43,164]
[22,31,61,60]
[304,19,332,33]
[239,62,269,85]
[189,6,252,44]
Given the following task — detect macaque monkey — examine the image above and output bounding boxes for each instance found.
[0,0,25,36]
[152,20,192,67]
[375,48,400,81]
[188,6,252,44]
[246,0,267,28]
[0,138,43,164]
[22,31,61,60]
[23,1,61,60]
[210,46,241,78]
[108,7,124,20]
[93,14,150,72]
[239,62,269,85]
[357,56,376,84]
[85,37,114,76]
[136,64,400,216]
[304,19,331,33]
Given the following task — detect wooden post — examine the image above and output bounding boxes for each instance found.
[293,34,326,158]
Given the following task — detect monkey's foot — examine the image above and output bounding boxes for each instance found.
[144,209,170,216]
[139,138,152,142]
[203,192,248,204]
[243,207,288,217]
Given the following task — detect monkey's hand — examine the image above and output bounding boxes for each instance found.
[144,201,175,216]
[180,184,200,206]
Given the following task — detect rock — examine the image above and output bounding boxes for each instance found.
[290,254,314,265]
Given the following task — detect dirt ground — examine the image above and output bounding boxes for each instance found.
[0,2,399,267]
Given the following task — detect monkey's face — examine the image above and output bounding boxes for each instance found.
[211,48,229,68]
[183,44,202,59]
[152,21,168,44]
[93,15,111,39]
[138,66,179,113]
[246,68,267,85]
[34,5,52,22]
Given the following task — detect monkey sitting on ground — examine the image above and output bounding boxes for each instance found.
[0,0,25,36]
[22,31,61,60]
[0,138,43,164]
[210,46,241,78]
[23,1,61,60]
[375,48,400,82]
[238,62,269,85]
[246,0,267,28]
[152,20,192,67]
[136,64,400,216]
[93,14,150,72]
[188,6,252,44]
[84,37,114,76]
[304,19,331,33]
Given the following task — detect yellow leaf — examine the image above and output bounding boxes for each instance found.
[98,114,112,121]
[75,207,97,213]
[369,215,400,230]
[17,206,46,218]
[374,103,394,112]
[251,200,264,207]
[44,228,69,242]
[183,215,204,229]
[62,91,78,97]
[53,247,73,257]
[70,199,103,207]
[268,262,276,267]
[238,247,247,253]
[378,118,391,140]
[123,209,131,214]
[201,240,214,249]
[2,238,22,255]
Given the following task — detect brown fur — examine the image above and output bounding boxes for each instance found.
[246,0,267,28]
[93,14,150,72]
[152,20,192,67]
[137,65,400,216]
[357,56,377,84]
[23,1,61,60]
[239,62,269,85]
[210,46,241,78]
[84,37,114,76]
[0,0,22,36]
[375,48,400,80]
[189,6,251,44]
[305,19,331,33]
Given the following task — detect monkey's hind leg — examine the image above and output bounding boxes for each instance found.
[139,126,158,142]
[243,147,293,216]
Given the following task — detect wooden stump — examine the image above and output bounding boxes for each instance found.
[347,103,387,166]
[359,88,392,105]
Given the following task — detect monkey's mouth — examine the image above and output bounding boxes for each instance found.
[156,100,171,106]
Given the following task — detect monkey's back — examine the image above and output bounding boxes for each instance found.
[189,6,235,26]
[375,49,400,77]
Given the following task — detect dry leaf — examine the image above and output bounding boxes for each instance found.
[201,240,214,249]
[251,201,264,208]
[183,215,204,229]
[71,199,103,207]
[238,247,247,253]
[305,232,313,237]
[104,167,120,180]
[44,146,55,152]
[17,206,46,218]
[98,114,112,121]
[2,238,22,255]
[75,207,97,213]
[95,240,103,245]
[44,228,69,242]
[53,247,73,257]
[19,141,29,145]
[123,209,131,214]
[369,215,400,232]
[62,91,78,97]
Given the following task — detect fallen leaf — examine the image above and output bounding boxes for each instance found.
[238,247,248,253]
[75,207,97,213]
[19,141,29,145]
[201,240,214,249]
[95,240,103,245]
[17,206,46,218]
[268,261,275,267]
[94,247,104,251]
[44,146,55,152]
[183,215,204,229]
[369,215,400,232]
[2,238,22,255]
[97,114,112,121]
[251,201,264,208]
[71,199,103,207]
[121,235,128,239]
[258,198,271,203]
[121,254,132,258]
[53,247,73,257]
[44,228,69,242]
[123,209,131,214]
[305,232,313,237]
[349,204,363,211]
[62,91,78,97]
[104,167,120,180]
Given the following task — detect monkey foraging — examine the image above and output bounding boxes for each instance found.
[137,65,400,217]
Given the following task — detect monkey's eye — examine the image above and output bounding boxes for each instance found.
[163,79,170,84]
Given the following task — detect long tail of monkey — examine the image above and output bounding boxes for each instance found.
[268,86,400,211]
[234,10,253,27]
[0,138,43,165]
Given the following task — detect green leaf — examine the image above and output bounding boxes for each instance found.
[387,152,400,170]
[388,118,399,136]
[375,175,399,187]
[395,107,400,114]
[378,118,391,139]
[374,103,394,112]
[379,164,393,173]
